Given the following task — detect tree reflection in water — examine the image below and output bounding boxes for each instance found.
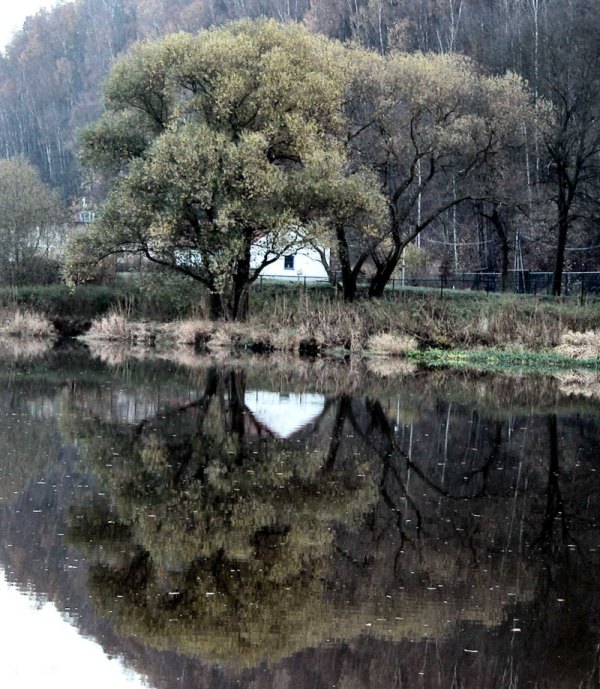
[58,362,600,687]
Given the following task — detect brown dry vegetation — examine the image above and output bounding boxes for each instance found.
[555,329,600,360]
[84,291,600,362]
[86,312,153,343]
[367,333,419,356]
[0,308,55,338]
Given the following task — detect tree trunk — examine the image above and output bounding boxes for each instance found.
[229,239,252,320]
[552,187,569,296]
[500,233,509,293]
[489,208,509,292]
[335,225,358,302]
[368,245,402,298]
[208,292,225,320]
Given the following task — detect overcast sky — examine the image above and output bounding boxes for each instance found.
[0,0,60,51]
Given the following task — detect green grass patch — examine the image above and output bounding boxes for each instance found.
[409,347,600,374]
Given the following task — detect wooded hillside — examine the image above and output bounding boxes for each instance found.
[1,0,599,286]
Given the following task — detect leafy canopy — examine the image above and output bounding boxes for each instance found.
[71,20,384,318]
[0,157,65,285]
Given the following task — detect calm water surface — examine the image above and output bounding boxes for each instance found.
[0,347,599,688]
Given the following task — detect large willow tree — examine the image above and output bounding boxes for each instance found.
[70,19,383,319]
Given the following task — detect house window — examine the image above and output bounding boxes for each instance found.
[284,254,295,270]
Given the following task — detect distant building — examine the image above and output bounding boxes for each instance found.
[176,232,330,282]
[72,208,330,282]
[76,210,96,224]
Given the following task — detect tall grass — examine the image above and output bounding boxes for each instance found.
[248,289,600,352]
[0,308,55,338]
[79,285,600,360]
[556,330,600,359]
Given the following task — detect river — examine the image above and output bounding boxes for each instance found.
[0,345,598,688]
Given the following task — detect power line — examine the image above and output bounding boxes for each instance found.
[423,233,600,252]
[517,231,600,251]
[421,237,494,247]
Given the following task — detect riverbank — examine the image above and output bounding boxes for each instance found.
[82,289,600,371]
[2,288,600,372]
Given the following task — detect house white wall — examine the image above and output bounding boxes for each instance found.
[251,244,330,280]
[173,234,330,281]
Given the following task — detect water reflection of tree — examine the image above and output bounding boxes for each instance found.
[65,367,381,664]
[63,365,600,686]
[64,367,590,670]
[0,384,63,504]
[2,352,598,687]
[346,396,600,689]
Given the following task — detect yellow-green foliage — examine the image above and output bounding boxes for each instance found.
[0,158,65,285]
[71,19,537,319]
[72,20,385,319]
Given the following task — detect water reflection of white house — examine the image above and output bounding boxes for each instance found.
[244,390,326,438]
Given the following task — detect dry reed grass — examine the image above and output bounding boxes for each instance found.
[555,329,600,360]
[463,300,565,349]
[171,319,203,345]
[86,312,159,344]
[0,308,55,338]
[170,319,215,346]
[367,332,418,356]
[88,312,135,341]
[85,292,598,359]
[206,328,235,351]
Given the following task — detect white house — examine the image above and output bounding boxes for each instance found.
[250,233,330,281]
[155,230,331,283]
